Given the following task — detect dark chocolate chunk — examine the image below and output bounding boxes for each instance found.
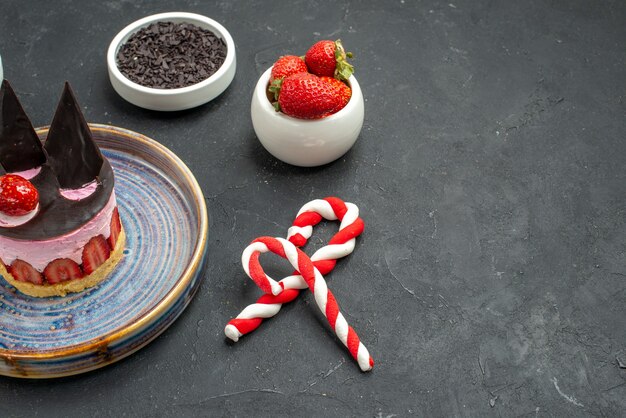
[116,21,227,89]
[0,80,47,172]
[44,82,104,189]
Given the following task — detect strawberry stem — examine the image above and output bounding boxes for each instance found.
[334,39,354,81]
[268,78,283,112]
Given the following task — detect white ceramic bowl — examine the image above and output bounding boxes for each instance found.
[251,67,364,167]
[107,12,236,111]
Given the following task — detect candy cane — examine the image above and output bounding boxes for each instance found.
[234,236,373,372]
[225,198,363,340]
[224,197,373,371]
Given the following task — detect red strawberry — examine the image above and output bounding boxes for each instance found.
[0,174,39,216]
[268,55,308,105]
[320,76,352,113]
[9,259,44,285]
[43,258,84,284]
[82,235,111,274]
[270,55,307,83]
[108,207,122,249]
[277,72,343,119]
[305,39,354,81]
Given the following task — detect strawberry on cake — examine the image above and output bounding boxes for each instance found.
[0,80,125,297]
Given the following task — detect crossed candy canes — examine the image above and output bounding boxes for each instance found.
[224,197,374,372]
[225,198,364,337]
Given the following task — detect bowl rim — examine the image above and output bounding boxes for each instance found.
[107,11,235,96]
[255,66,362,123]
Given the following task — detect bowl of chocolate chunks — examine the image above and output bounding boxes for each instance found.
[107,12,236,111]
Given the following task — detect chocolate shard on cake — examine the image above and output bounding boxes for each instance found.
[44,82,104,189]
[0,80,47,172]
[0,82,114,240]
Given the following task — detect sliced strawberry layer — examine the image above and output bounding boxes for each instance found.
[108,207,121,249]
[44,258,84,284]
[82,235,111,274]
[10,259,44,285]
[5,209,121,287]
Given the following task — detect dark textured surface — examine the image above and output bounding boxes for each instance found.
[1,0,625,416]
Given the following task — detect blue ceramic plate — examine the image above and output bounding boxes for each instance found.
[0,124,208,378]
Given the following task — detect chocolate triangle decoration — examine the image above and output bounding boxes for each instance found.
[44,82,103,189]
[0,80,47,172]
[0,81,115,240]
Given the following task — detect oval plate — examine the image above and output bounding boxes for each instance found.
[0,124,208,378]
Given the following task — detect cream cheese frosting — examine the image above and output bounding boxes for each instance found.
[59,179,98,200]
[11,166,42,180]
[0,191,117,271]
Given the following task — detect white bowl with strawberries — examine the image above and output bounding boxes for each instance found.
[251,40,364,167]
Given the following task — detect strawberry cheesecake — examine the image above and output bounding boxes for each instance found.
[0,80,125,297]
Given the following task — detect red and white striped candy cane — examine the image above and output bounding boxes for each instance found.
[225,198,364,340]
[233,235,374,372]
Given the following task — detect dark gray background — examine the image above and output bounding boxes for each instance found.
[1,0,625,416]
